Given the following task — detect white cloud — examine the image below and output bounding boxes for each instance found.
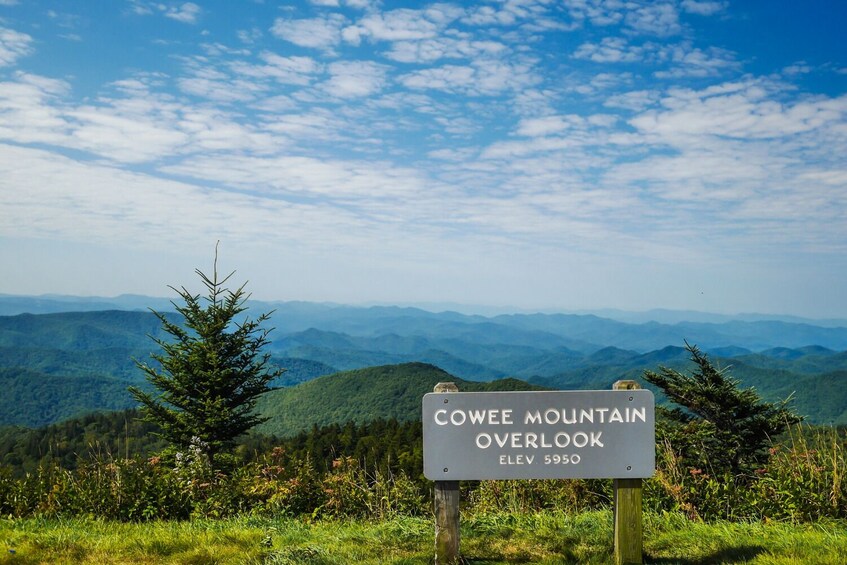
[0,71,285,163]
[237,27,263,45]
[164,2,201,24]
[783,62,812,76]
[345,0,372,9]
[574,37,643,63]
[799,169,847,187]
[178,76,264,102]
[130,2,201,24]
[625,3,682,36]
[385,37,508,64]
[516,114,584,137]
[400,57,539,95]
[161,153,430,201]
[575,38,737,77]
[230,52,322,86]
[271,14,346,51]
[461,5,518,26]
[261,109,345,141]
[400,64,477,91]
[0,73,70,145]
[0,144,367,253]
[680,0,728,16]
[2,0,845,315]
[250,95,298,113]
[562,0,626,27]
[178,107,282,154]
[322,60,388,98]
[604,89,660,111]
[653,43,738,78]
[0,27,33,67]
[631,81,847,141]
[67,105,190,163]
[342,9,444,45]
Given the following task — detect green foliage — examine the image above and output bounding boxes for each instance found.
[469,478,611,515]
[646,424,847,522]
[644,342,802,476]
[0,409,165,476]
[255,362,546,437]
[0,448,427,522]
[129,257,284,466]
[749,424,847,521]
[0,415,845,524]
[0,310,171,350]
[0,368,138,427]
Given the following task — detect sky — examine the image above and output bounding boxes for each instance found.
[0,0,846,318]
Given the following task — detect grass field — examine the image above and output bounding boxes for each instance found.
[1,511,845,564]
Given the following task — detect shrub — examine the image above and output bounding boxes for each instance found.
[644,342,801,477]
[748,424,846,521]
[469,478,611,515]
[644,424,847,522]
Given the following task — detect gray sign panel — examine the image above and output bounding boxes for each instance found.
[423,390,655,480]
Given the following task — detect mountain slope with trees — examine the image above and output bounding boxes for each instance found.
[254,362,546,438]
[1,304,846,426]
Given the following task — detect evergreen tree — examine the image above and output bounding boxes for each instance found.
[644,342,800,476]
[129,253,283,468]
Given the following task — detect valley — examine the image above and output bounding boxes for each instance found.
[0,296,846,432]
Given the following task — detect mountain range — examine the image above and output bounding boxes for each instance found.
[1,294,845,428]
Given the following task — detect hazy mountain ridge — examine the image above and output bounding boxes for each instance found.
[1,298,846,427]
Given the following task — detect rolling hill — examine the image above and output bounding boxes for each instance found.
[254,362,546,438]
[1,301,846,427]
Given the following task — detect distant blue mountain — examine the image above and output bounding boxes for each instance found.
[1,295,847,426]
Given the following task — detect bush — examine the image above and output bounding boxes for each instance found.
[749,424,846,521]
[0,423,843,523]
[0,448,427,521]
[644,424,847,522]
[644,342,801,477]
[469,478,610,515]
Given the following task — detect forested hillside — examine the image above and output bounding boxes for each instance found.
[0,363,546,479]
[254,362,546,437]
[1,304,846,426]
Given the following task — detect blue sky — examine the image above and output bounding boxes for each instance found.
[0,1,845,318]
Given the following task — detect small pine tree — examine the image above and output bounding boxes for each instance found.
[644,342,801,476]
[129,253,283,468]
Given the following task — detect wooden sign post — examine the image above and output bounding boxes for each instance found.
[612,380,643,565]
[433,382,460,565]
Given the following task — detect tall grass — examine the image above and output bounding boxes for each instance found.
[1,512,845,564]
[0,424,843,523]
[644,424,847,522]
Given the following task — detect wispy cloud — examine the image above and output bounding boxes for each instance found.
[322,60,388,98]
[343,8,456,45]
[0,0,845,315]
[0,27,33,67]
[575,37,737,77]
[680,0,728,16]
[574,37,644,63]
[400,57,539,95]
[130,1,202,24]
[271,14,347,51]
[625,3,682,36]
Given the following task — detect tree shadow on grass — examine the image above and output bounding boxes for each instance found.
[647,544,765,565]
